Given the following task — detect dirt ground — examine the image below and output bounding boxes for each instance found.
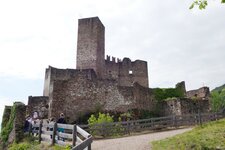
[92,128,192,150]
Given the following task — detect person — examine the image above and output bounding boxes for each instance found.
[24,115,32,132]
[32,111,40,136]
[49,117,55,139]
[57,113,67,141]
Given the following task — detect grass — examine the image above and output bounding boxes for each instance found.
[151,118,225,150]
[5,135,71,150]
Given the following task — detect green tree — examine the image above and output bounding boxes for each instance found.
[211,89,225,112]
[190,0,225,10]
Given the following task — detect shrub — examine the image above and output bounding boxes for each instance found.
[88,112,114,136]
[88,112,114,125]
[8,142,31,150]
[153,87,184,101]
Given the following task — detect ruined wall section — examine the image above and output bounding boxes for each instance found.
[132,83,154,110]
[160,98,210,116]
[105,57,149,88]
[186,87,210,100]
[76,17,105,78]
[43,66,97,96]
[27,96,48,117]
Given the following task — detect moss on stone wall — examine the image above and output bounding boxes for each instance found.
[1,103,16,143]
[1,106,12,131]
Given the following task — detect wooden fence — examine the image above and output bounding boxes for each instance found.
[29,112,224,149]
[79,112,225,137]
[30,122,93,150]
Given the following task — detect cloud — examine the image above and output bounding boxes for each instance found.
[0,0,225,97]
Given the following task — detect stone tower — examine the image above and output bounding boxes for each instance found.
[76,17,105,78]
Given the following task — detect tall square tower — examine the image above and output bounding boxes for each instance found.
[76,17,105,78]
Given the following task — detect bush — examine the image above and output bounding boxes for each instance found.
[153,87,184,101]
[87,112,125,137]
[88,112,114,125]
[8,142,31,150]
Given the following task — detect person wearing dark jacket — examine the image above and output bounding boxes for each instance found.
[57,113,66,141]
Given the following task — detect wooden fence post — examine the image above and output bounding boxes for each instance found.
[173,115,177,128]
[51,122,57,145]
[127,122,131,135]
[88,135,92,150]
[198,110,202,126]
[151,118,154,129]
[72,124,77,147]
[38,121,43,143]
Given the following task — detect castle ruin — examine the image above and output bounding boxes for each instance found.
[26,17,210,123]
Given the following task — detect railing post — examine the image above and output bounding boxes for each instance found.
[127,122,131,135]
[152,118,154,129]
[88,135,92,150]
[38,121,43,143]
[198,110,202,126]
[51,122,57,145]
[173,115,177,128]
[72,124,77,147]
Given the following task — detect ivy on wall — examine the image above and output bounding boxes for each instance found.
[1,103,16,143]
[153,87,184,101]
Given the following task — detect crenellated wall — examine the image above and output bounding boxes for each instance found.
[104,56,149,87]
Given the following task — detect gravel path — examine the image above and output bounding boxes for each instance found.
[92,128,192,150]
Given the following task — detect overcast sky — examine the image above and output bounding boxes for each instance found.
[0,0,225,119]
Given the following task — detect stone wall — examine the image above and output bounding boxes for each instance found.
[27,96,48,118]
[160,98,210,116]
[3,102,26,144]
[49,69,154,123]
[186,87,210,99]
[1,106,12,130]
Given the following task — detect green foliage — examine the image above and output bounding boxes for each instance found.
[190,0,225,10]
[189,0,208,10]
[153,88,184,101]
[152,118,225,150]
[211,89,225,112]
[88,112,114,125]
[87,112,125,137]
[9,142,32,150]
[1,107,12,131]
[8,142,70,150]
[212,84,225,93]
[119,112,132,121]
[1,103,16,143]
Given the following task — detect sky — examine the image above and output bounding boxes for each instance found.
[0,0,225,120]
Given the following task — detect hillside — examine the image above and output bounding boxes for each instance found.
[212,84,225,92]
[151,118,225,150]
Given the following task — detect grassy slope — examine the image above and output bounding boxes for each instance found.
[151,119,225,150]
[212,84,225,92]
